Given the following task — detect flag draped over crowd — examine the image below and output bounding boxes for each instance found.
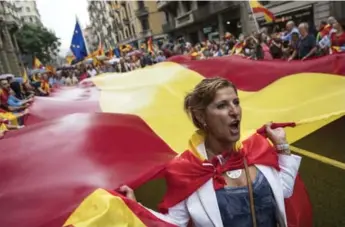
[1,54,345,227]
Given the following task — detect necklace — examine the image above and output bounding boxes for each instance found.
[226,169,242,179]
[206,147,242,179]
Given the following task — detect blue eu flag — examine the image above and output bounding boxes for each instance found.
[70,19,88,61]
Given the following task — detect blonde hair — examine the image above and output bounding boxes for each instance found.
[184,77,237,129]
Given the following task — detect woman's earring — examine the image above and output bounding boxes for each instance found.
[203,122,207,129]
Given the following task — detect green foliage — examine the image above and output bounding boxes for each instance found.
[16,24,61,64]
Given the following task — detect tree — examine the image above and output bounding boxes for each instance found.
[16,24,61,65]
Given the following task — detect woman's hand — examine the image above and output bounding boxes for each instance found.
[119,185,137,202]
[265,122,287,146]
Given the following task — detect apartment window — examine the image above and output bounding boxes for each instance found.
[30,17,33,22]
[137,0,145,9]
[259,1,270,6]
[141,18,149,31]
[26,7,30,12]
[197,1,209,8]
[132,24,136,34]
[164,11,169,23]
[182,1,191,12]
[125,29,129,38]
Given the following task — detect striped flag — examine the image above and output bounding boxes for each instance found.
[33,57,43,69]
[147,37,154,54]
[249,0,275,23]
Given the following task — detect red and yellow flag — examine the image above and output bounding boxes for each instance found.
[107,48,114,58]
[66,55,75,65]
[33,57,43,69]
[1,54,345,227]
[89,40,104,57]
[147,37,154,54]
[249,0,275,23]
[22,67,28,83]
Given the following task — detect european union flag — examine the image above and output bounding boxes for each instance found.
[70,19,88,61]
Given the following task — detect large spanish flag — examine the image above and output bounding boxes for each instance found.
[0,54,345,227]
[249,0,275,23]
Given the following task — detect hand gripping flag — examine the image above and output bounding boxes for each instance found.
[1,54,345,227]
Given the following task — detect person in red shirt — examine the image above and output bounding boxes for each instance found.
[330,17,345,53]
[0,79,28,112]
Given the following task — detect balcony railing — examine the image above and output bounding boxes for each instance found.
[175,11,194,29]
[140,29,152,38]
[123,18,130,25]
[135,6,149,18]
[156,0,172,10]
[162,21,175,33]
[193,1,237,22]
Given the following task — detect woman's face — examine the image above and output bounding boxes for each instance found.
[332,21,341,31]
[203,87,242,144]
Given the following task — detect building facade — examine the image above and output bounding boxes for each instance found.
[87,0,166,50]
[83,25,97,52]
[157,1,335,43]
[15,1,42,26]
[131,0,167,45]
[0,1,22,76]
[157,1,243,43]
[251,1,333,33]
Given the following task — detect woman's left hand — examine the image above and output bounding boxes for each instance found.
[265,122,288,145]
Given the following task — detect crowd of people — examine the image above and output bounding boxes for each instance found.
[1,16,344,137]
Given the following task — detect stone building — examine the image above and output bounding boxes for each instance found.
[157,1,338,42]
[14,1,42,26]
[87,0,166,49]
[0,1,22,76]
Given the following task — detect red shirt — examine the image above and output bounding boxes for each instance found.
[331,32,345,47]
[0,88,9,107]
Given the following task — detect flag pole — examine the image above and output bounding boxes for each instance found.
[76,15,90,55]
[248,0,260,33]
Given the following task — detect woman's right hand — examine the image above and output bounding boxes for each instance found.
[119,185,137,202]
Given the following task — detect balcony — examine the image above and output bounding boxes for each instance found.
[162,21,175,33]
[114,21,123,30]
[193,1,238,22]
[156,0,173,11]
[140,29,152,38]
[175,11,194,29]
[135,6,149,18]
[123,18,130,25]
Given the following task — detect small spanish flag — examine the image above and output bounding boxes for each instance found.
[33,57,43,69]
[147,37,153,54]
[22,67,28,83]
[66,55,75,65]
[107,48,114,58]
[249,0,275,23]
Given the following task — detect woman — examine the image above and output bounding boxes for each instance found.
[330,17,345,53]
[269,33,283,59]
[120,77,305,227]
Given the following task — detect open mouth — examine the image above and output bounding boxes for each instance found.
[229,120,240,134]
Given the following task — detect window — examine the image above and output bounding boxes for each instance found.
[26,7,30,12]
[141,18,149,31]
[137,0,145,9]
[164,11,169,23]
[259,1,270,6]
[182,1,191,12]
[125,29,129,38]
[132,24,136,34]
[197,1,209,8]
[30,17,33,22]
